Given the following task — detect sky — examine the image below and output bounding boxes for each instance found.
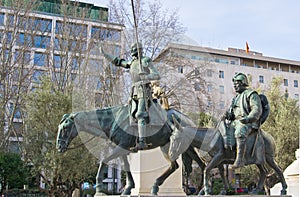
[88,0,300,61]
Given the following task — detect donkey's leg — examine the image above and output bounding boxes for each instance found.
[121,154,135,195]
[266,155,287,195]
[218,164,229,194]
[203,152,223,195]
[95,146,130,195]
[150,146,179,195]
[252,164,267,194]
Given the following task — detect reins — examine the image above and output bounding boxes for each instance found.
[66,135,97,150]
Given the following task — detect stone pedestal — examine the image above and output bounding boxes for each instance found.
[128,147,185,196]
[271,149,299,197]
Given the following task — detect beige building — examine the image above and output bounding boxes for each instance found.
[155,43,300,117]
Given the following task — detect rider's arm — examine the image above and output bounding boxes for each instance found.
[243,92,262,123]
[113,57,131,69]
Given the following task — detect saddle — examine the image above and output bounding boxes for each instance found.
[218,120,266,165]
[129,100,168,127]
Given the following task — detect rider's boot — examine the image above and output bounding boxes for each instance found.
[232,137,246,169]
[136,125,147,150]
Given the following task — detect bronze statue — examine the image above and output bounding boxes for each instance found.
[102,42,160,150]
[167,73,287,195]
[168,123,287,195]
[56,105,197,195]
[224,72,262,168]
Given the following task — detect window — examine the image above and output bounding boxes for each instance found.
[0,13,4,26]
[34,35,50,49]
[178,66,183,73]
[34,53,46,67]
[284,79,288,86]
[219,101,225,109]
[207,84,213,92]
[207,100,212,108]
[295,94,299,100]
[194,68,200,75]
[219,85,224,94]
[207,69,212,77]
[259,75,264,83]
[34,18,52,33]
[194,83,201,91]
[54,55,61,68]
[294,80,298,88]
[72,58,79,70]
[32,70,45,83]
[219,70,224,79]
[14,50,31,64]
[230,60,236,65]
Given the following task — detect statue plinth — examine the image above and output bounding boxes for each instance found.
[271,149,299,197]
[128,147,185,196]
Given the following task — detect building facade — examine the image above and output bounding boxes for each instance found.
[0,0,124,192]
[155,43,300,117]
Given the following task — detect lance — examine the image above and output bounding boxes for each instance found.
[130,0,146,75]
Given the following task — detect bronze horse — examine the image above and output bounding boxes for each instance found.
[56,104,199,195]
[168,124,287,195]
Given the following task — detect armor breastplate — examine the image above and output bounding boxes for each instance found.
[130,59,143,83]
[232,94,244,118]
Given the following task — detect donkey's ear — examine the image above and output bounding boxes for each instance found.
[60,114,70,124]
[70,113,78,119]
[172,115,183,131]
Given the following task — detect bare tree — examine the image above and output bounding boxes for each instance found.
[0,0,123,195]
[108,0,186,59]
[0,0,46,150]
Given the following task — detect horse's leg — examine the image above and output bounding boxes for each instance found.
[186,147,205,193]
[217,164,229,194]
[266,155,287,195]
[121,154,135,195]
[252,164,267,194]
[150,146,179,195]
[203,152,223,195]
[95,146,129,195]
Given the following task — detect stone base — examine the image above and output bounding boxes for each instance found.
[94,195,292,197]
[128,148,185,196]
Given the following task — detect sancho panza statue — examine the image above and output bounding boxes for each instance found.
[225,73,262,168]
[102,42,160,150]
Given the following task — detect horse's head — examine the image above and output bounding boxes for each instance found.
[56,113,78,153]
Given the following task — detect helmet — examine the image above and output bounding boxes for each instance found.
[232,73,249,86]
[130,42,143,57]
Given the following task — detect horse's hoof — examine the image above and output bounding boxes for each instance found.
[219,189,227,195]
[151,185,159,195]
[251,188,265,195]
[204,189,212,195]
[121,189,131,195]
[198,188,205,195]
[281,189,287,195]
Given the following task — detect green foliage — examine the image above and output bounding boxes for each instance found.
[23,77,98,196]
[0,151,30,190]
[188,112,217,127]
[240,165,260,188]
[262,77,300,170]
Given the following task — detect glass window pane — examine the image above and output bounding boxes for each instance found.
[34,53,46,67]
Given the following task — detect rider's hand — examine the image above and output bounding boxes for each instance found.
[239,117,249,124]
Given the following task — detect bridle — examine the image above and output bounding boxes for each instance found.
[58,117,96,151]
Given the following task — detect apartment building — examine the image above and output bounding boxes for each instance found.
[155,43,300,116]
[0,0,124,192]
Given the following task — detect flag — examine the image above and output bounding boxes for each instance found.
[246,42,250,53]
